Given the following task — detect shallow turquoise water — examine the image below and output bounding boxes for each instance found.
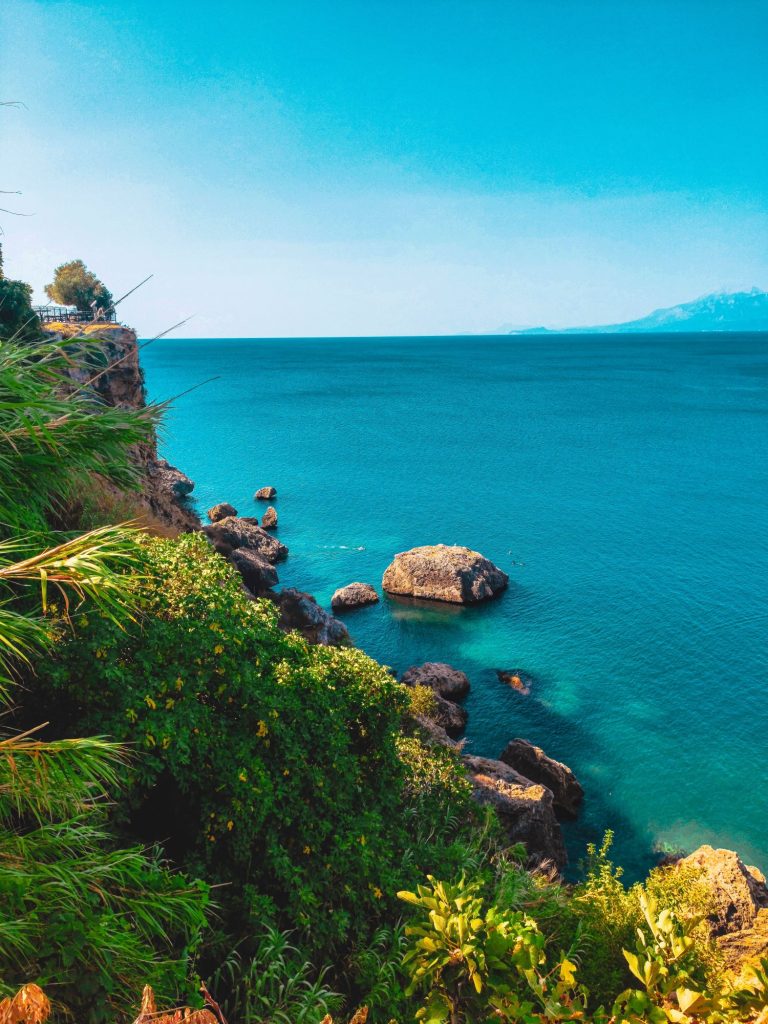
[142,334,768,878]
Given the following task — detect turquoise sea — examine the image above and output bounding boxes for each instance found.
[143,333,768,879]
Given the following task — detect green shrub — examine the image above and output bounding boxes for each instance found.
[406,684,438,719]
[568,832,723,1008]
[28,534,436,956]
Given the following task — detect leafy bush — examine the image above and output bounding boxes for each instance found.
[29,534,428,955]
[396,871,768,1024]
[567,832,722,1008]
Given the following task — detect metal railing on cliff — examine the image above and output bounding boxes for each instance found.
[33,305,118,325]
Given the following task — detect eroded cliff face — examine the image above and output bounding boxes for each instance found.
[44,323,200,534]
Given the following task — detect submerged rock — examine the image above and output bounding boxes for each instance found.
[496,668,534,695]
[331,582,379,611]
[462,754,566,870]
[207,502,238,523]
[401,662,470,700]
[254,486,277,500]
[230,548,278,596]
[499,739,583,819]
[203,516,288,563]
[382,544,508,604]
[261,506,278,530]
[271,588,350,646]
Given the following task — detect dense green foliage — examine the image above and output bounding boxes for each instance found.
[396,872,768,1023]
[0,329,209,1021]
[0,334,158,534]
[29,533,481,960]
[44,259,114,314]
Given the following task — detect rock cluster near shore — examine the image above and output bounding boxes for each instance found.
[401,660,573,869]
[203,516,288,563]
[383,544,508,604]
[463,754,567,870]
[207,502,238,522]
[500,739,584,819]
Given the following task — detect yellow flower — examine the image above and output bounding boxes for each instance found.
[165,698,175,710]
[175,677,184,691]
[256,720,268,738]
[214,644,224,655]
[238,769,247,782]
[227,820,234,831]
[270,709,279,719]
[144,696,157,710]
[373,886,383,900]
[303,845,311,855]
[283,768,290,776]
[359,835,367,846]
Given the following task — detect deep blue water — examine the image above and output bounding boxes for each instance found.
[143,334,768,879]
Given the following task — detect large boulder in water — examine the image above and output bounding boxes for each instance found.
[271,588,350,646]
[499,739,583,819]
[331,582,379,611]
[261,506,278,530]
[401,662,470,700]
[254,485,277,500]
[463,754,566,870]
[207,502,238,523]
[203,516,288,563]
[382,545,508,604]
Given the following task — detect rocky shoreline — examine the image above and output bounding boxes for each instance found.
[74,323,768,973]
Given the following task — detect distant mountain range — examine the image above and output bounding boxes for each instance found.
[504,288,768,335]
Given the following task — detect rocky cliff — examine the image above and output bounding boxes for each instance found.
[44,322,199,534]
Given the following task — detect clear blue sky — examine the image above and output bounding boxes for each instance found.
[2,0,767,336]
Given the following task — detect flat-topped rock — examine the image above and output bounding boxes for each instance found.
[254,486,277,500]
[401,662,470,700]
[382,544,508,604]
[271,588,350,646]
[463,754,566,870]
[203,516,288,563]
[261,506,278,530]
[207,502,238,523]
[499,739,583,819]
[230,548,278,596]
[331,582,379,611]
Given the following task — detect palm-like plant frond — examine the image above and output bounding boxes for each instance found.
[0,333,162,534]
[0,524,142,698]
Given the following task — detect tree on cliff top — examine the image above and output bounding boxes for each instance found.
[45,258,114,315]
